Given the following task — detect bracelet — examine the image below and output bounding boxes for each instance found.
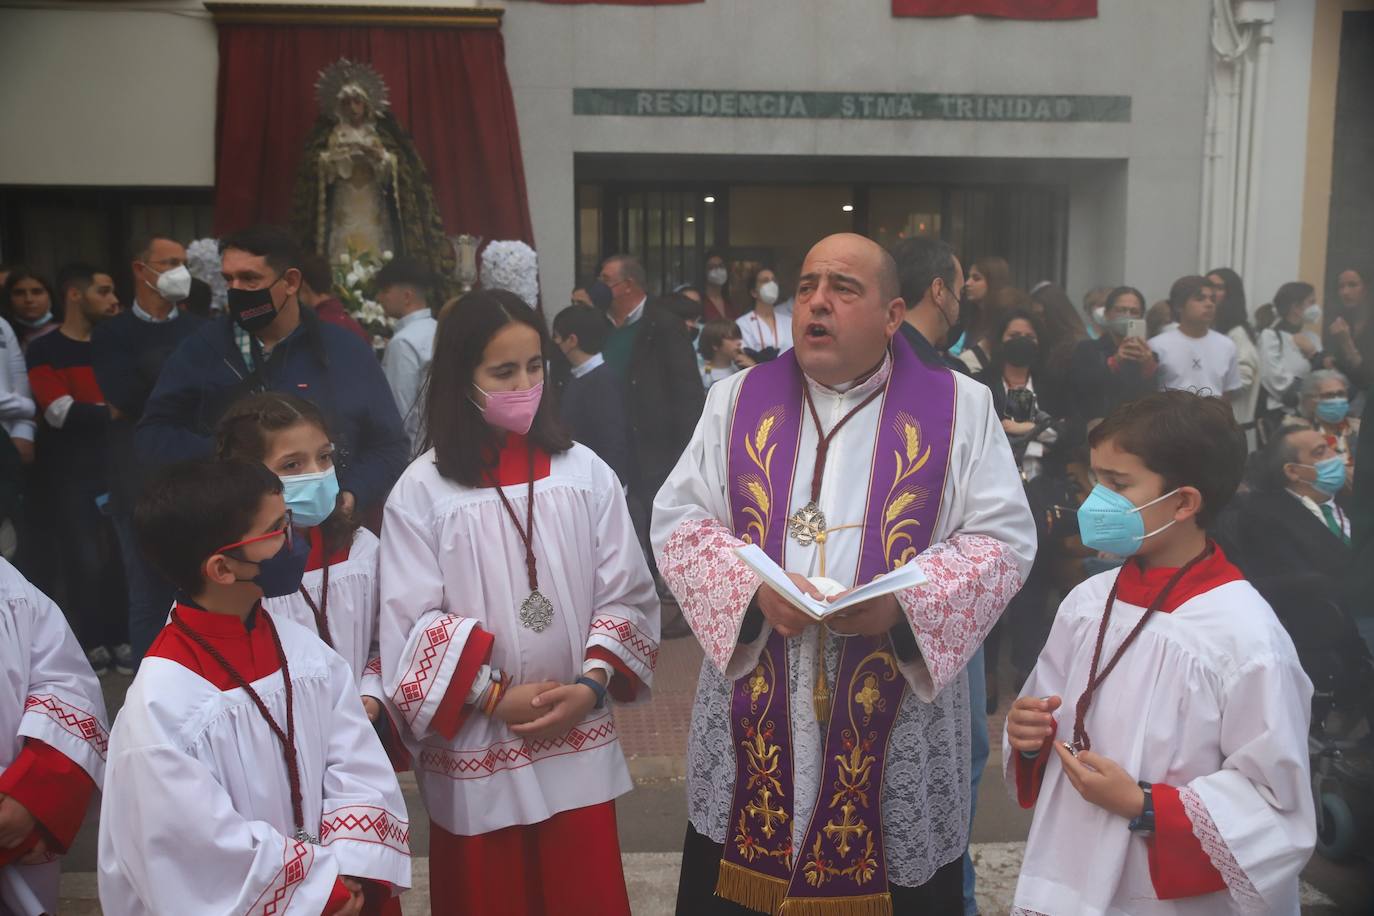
[481,669,508,716]
[574,675,608,710]
[1128,781,1155,834]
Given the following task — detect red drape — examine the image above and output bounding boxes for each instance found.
[213,25,533,246]
[893,0,1095,17]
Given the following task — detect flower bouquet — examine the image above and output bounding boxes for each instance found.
[333,246,395,345]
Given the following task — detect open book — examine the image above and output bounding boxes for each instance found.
[735,543,928,621]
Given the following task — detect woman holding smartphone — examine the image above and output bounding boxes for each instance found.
[1067,286,1158,427]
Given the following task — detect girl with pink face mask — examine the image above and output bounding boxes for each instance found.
[377,289,660,915]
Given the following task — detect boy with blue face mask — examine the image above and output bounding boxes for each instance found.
[1004,391,1317,914]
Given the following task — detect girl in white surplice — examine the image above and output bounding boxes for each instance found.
[378,289,659,915]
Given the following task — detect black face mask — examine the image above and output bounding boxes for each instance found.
[228,277,284,333]
[1002,336,1040,368]
[939,295,972,352]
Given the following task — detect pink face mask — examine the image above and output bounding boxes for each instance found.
[472,381,543,435]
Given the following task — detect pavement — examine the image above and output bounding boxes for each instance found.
[45,603,1374,913]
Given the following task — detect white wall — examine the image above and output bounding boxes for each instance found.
[1248,0,1316,306]
[502,0,1212,305]
[0,2,219,185]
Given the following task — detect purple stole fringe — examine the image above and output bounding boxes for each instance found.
[719,343,955,915]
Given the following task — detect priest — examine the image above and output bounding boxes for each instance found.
[653,233,1036,913]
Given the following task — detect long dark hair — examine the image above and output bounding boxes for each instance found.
[214,391,360,554]
[1208,267,1252,342]
[1272,281,1314,330]
[424,289,572,488]
[988,308,1046,373]
[1029,282,1086,357]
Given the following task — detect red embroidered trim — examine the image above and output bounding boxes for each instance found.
[393,615,462,725]
[24,694,108,759]
[658,517,760,671]
[364,656,383,678]
[588,615,659,671]
[318,805,410,855]
[248,837,314,915]
[416,713,618,780]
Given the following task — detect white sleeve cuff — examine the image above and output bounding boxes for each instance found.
[582,659,615,678]
[43,394,75,429]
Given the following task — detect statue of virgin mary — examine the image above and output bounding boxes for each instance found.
[291,59,454,279]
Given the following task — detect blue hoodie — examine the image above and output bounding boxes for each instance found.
[136,307,409,511]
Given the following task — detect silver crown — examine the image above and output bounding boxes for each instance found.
[314,58,390,117]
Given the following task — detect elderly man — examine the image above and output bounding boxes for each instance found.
[653,233,1035,912]
[1299,368,1360,467]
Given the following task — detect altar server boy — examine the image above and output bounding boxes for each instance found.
[1006,391,1316,915]
[0,558,108,915]
[98,459,410,915]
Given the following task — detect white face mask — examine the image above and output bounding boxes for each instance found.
[1303,303,1322,325]
[707,267,728,287]
[148,264,192,303]
[757,281,779,306]
[1091,306,1106,326]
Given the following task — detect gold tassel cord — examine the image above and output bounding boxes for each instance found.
[812,630,832,725]
[777,892,894,916]
[716,861,789,915]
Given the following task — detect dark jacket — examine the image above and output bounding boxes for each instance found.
[1068,334,1157,424]
[624,304,705,497]
[1217,489,1352,591]
[91,308,205,513]
[136,307,408,511]
[560,361,631,485]
[898,322,971,376]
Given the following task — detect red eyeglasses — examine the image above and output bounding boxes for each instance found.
[214,509,294,558]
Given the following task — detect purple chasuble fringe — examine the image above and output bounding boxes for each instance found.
[719,344,956,914]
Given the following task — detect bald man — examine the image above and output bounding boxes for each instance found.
[652,233,1035,912]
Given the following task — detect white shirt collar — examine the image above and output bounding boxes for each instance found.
[804,348,893,399]
[614,297,646,329]
[394,309,432,333]
[132,301,178,323]
[570,352,605,379]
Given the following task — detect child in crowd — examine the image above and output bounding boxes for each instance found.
[99,459,409,915]
[1006,391,1315,914]
[379,289,659,915]
[215,391,406,765]
[551,303,631,483]
[0,558,107,914]
[697,318,745,389]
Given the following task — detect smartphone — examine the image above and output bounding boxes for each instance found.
[1125,319,1147,340]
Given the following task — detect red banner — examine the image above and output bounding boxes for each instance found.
[893,0,1096,18]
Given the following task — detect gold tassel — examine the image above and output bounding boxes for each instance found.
[777,892,894,916]
[812,631,831,725]
[715,861,788,915]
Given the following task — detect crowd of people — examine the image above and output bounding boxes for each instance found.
[0,222,1369,915]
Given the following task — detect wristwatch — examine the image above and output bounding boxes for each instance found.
[575,675,609,709]
[1128,781,1155,834]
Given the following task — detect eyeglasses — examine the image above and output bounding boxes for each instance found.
[214,509,294,559]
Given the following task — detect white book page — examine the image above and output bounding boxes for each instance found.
[735,544,927,620]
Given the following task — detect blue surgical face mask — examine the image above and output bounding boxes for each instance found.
[1077,484,1181,558]
[946,331,967,357]
[1298,455,1348,497]
[15,311,53,329]
[1315,398,1350,425]
[281,466,341,528]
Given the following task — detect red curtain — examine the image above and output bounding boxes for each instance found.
[212,24,533,246]
[892,0,1095,18]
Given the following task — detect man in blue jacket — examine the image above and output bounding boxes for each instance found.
[137,226,408,519]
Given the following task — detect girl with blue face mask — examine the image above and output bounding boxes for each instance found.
[216,391,398,744]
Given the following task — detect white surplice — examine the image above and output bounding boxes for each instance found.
[264,527,384,700]
[97,616,411,915]
[1006,570,1315,915]
[0,559,108,916]
[378,442,660,836]
[651,351,1037,886]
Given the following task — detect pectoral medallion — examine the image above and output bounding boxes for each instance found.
[294,828,319,845]
[519,589,554,632]
[787,502,827,546]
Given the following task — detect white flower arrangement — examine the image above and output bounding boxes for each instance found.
[479,240,539,309]
[333,246,395,345]
[186,238,228,313]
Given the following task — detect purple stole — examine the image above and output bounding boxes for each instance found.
[719,342,955,915]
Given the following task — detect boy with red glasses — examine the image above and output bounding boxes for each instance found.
[98,459,410,915]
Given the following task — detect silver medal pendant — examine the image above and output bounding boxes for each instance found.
[519,589,554,632]
[294,828,319,845]
[787,501,828,546]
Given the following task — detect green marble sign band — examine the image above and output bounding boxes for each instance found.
[574,88,1129,123]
